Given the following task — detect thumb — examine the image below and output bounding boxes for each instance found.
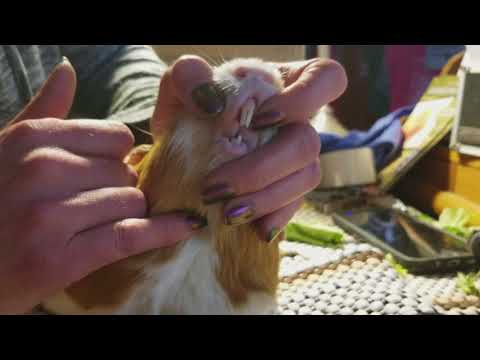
[10,57,77,124]
[151,55,223,137]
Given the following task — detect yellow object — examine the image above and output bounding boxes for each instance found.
[397,177,480,227]
[409,155,480,205]
[432,191,480,227]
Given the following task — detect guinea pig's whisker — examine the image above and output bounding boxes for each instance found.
[215,47,227,65]
[188,46,221,67]
[130,124,153,138]
[216,80,239,97]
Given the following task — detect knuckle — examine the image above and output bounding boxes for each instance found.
[19,249,48,284]
[161,219,177,245]
[22,148,65,180]
[308,159,322,188]
[8,118,58,143]
[7,120,40,146]
[294,124,321,157]
[25,202,60,232]
[241,163,265,193]
[19,248,63,290]
[113,220,138,256]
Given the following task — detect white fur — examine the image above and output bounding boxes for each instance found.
[44,233,277,315]
[118,232,276,315]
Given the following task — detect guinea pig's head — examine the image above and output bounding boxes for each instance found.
[139,58,285,220]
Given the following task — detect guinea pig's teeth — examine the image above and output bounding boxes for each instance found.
[241,99,256,129]
[235,135,243,144]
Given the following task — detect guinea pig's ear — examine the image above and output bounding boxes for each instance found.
[151,55,222,138]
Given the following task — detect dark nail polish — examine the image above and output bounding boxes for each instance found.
[191,83,226,115]
[267,227,282,243]
[186,215,208,230]
[225,205,255,226]
[202,184,235,205]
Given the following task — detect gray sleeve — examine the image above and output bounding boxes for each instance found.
[60,45,167,143]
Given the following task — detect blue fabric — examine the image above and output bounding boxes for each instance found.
[319,106,414,170]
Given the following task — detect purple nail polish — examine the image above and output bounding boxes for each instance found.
[225,205,255,226]
[227,206,250,218]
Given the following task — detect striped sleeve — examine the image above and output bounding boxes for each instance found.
[60,45,167,143]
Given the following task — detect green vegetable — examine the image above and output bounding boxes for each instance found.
[385,253,409,278]
[285,222,344,248]
[410,207,475,240]
[456,272,480,296]
[439,208,471,228]
[438,208,473,239]
[415,212,438,225]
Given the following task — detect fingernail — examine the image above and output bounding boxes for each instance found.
[202,184,235,205]
[186,215,208,230]
[191,83,226,115]
[252,111,286,129]
[225,205,255,226]
[267,227,282,243]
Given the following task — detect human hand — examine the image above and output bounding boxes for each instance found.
[153,55,347,242]
[0,59,206,315]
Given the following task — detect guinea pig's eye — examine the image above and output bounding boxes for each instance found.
[234,68,248,79]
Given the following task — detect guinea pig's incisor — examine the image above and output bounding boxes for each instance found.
[42,58,291,315]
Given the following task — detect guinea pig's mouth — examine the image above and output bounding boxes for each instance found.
[214,127,259,158]
[214,98,259,158]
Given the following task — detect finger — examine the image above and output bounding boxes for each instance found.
[255,198,304,243]
[218,75,282,135]
[151,55,224,136]
[5,149,138,203]
[49,187,147,238]
[253,59,347,128]
[64,213,207,282]
[10,58,77,124]
[4,118,134,160]
[202,123,320,204]
[223,160,321,227]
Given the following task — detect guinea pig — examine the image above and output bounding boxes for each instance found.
[42,58,295,315]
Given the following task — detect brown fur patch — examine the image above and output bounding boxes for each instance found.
[213,222,280,305]
[65,260,145,311]
[137,125,280,307]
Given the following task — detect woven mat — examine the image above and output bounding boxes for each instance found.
[30,203,480,315]
[275,204,480,315]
